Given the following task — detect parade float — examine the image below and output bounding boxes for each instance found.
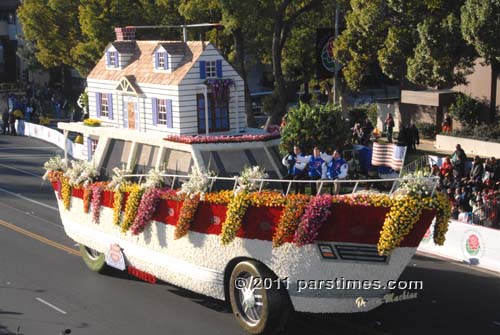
[46,27,451,334]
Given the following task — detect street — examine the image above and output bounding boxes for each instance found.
[0,136,499,335]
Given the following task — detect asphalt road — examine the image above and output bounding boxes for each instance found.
[0,135,499,335]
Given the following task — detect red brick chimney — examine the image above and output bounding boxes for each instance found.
[115,26,136,41]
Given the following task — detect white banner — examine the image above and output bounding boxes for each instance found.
[16,121,86,160]
[418,220,500,274]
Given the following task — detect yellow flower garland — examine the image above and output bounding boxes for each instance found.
[121,184,144,233]
[273,194,310,247]
[61,177,72,210]
[430,193,451,245]
[378,195,424,255]
[220,192,250,245]
[113,186,125,226]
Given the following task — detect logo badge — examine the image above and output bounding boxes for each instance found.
[462,230,485,260]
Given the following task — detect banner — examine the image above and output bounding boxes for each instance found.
[371,142,406,171]
[316,28,335,80]
[418,220,500,274]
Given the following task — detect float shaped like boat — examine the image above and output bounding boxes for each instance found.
[46,31,450,333]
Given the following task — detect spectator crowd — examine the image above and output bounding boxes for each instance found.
[431,144,500,229]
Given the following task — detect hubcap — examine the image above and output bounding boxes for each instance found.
[235,273,264,326]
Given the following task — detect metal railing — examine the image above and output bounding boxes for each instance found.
[402,154,430,175]
[471,195,500,229]
[123,173,439,196]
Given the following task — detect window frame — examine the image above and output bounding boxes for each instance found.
[205,60,217,78]
[100,94,109,118]
[197,93,229,134]
[108,51,117,68]
[157,98,167,126]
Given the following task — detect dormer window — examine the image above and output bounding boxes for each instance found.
[155,51,169,70]
[106,51,118,68]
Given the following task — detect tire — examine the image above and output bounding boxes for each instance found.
[79,244,107,273]
[229,260,291,335]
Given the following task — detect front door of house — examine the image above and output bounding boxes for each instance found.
[127,101,135,129]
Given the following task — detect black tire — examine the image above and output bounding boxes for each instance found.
[79,244,107,273]
[229,260,291,335]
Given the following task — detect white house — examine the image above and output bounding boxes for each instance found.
[87,26,246,136]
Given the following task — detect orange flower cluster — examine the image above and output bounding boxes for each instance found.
[47,171,64,183]
[247,191,286,207]
[204,190,233,204]
[273,194,310,247]
[83,186,92,213]
[174,194,200,239]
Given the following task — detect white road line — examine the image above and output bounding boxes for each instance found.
[0,162,42,178]
[0,186,58,211]
[493,321,500,326]
[0,146,59,150]
[35,297,67,315]
[0,154,53,158]
[0,201,63,230]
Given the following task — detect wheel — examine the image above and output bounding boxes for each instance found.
[229,260,291,335]
[79,244,107,273]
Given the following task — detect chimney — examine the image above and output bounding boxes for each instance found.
[115,26,136,41]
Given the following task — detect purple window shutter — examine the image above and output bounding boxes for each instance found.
[152,98,158,126]
[108,93,113,119]
[87,137,92,161]
[199,61,206,79]
[113,52,118,68]
[216,60,223,78]
[155,52,159,69]
[164,53,169,70]
[95,92,101,117]
[106,52,110,66]
[166,99,173,128]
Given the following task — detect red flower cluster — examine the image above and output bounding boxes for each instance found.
[127,266,157,284]
[163,131,280,144]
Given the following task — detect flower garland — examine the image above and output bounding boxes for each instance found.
[163,131,280,144]
[332,193,393,208]
[220,192,251,245]
[430,192,451,245]
[61,176,72,210]
[204,190,233,204]
[174,194,200,239]
[121,184,144,233]
[247,191,286,207]
[113,186,125,226]
[377,195,424,256]
[83,186,92,213]
[205,78,234,107]
[131,188,163,235]
[294,195,333,246]
[273,194,310,247]
[90,183,105,224]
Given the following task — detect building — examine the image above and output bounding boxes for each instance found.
[0,0,20,83]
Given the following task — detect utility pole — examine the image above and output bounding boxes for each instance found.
[332,1,340,104]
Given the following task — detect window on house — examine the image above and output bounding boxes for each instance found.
[108,52,117,67]
[100,94,109,117]
[157,99,167,125]
[205,60,217,78]
[158,52,165,69]
[197,93,229,133]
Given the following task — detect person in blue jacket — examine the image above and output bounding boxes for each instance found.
[282,145,308,193]
[327,150,348,194]
[308,146,325,195]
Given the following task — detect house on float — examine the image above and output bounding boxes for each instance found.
[58,27,283,179]
[87,26,245,135]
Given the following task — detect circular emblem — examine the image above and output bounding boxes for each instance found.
[321,37,336,73]
[211,216,221,225]
[168,208,175,217]
[259,221,272,231]
[421,227,433,244]
[462,230,485,259]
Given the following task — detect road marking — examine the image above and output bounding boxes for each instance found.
[0,186,58,211]
[0,154,53,158]
[0,201,63,230]
[0,162,42,178]
[35,297,67,315]
[0,218,79,256]
[493,321,500,326]
[0,146,59,150]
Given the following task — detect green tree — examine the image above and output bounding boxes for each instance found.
[280,103,350,155]
[449,93,483,126]
[461,0,500,122]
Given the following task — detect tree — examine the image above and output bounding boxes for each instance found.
[280,103,350,155]
[461,0,500,122]
[334,0,475,91]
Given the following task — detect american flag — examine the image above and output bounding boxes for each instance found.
[371,142,407,171]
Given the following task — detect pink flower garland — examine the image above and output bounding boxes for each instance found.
[131,188,162,235]
[294,194,333,246]
[163,131,280,144]
[91,184,104,224]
